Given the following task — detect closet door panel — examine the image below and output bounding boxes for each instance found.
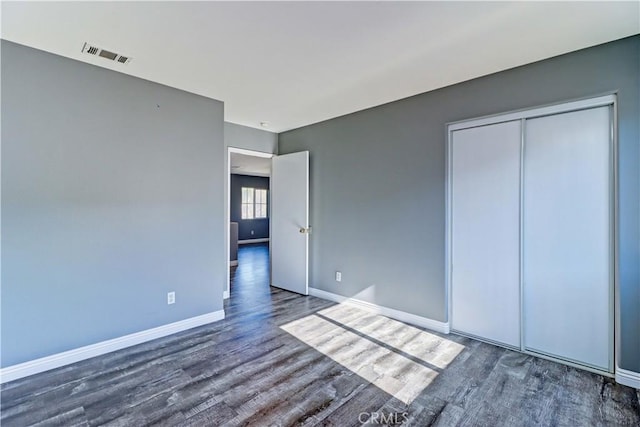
[523,106,611,371]
[451,121,521,348]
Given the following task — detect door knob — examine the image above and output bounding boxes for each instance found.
[299,227,312,234]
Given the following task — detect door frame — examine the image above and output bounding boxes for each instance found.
[445,93,618,376]
[225,147,274,299]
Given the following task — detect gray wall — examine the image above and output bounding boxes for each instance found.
[279,36,640,372]
[1,41,226,367]
[225,122,278,155]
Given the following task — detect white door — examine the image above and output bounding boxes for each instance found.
[451,121,522,348]
[271,151,310,295]
[523,106,612,371]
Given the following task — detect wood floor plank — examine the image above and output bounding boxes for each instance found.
[315,381,394,427]
[30,406,89,427]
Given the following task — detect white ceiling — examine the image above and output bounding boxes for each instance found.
[231,152,272,177]
[2,2,638,132]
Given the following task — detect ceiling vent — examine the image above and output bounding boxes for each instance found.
[82,42,132,65]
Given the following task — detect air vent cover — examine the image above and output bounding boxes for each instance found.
[82,42,132,65]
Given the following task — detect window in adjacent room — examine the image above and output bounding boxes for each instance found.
[241,187,268,219]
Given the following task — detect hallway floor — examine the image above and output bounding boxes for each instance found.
[230,242,271,304]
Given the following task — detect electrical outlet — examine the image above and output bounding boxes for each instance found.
[335,271,342,282]
[167,291,175,305]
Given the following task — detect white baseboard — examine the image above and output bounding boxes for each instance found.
[308,287,450,334]
[0,310,225,384]
[238,238,269,245]
[616,366,640,389]
[223,290,230,299]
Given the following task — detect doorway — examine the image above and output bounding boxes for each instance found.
[226,147,311,300]
[226,147,274,299]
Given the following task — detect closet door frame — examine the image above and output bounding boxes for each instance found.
[445,93,618,376]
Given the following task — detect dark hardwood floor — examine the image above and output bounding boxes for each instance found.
[1,242,639,426]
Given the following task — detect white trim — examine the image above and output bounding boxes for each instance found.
[444,125,452,327]
[226,148,232,301]
[0,310,225,384]
[519,118,526,352]
[612,102,622,381]
[447,94,616,131]
[238,238,270,245]
[309,287,450,334]
[223,290,230,299]
[615,367,640,389]
[609,103,617,373]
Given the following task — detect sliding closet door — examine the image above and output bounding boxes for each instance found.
[523,106,612,371]
[451,121,521,348]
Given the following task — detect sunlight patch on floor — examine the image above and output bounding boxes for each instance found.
[280,304,465,405]
[317,304,465,369]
